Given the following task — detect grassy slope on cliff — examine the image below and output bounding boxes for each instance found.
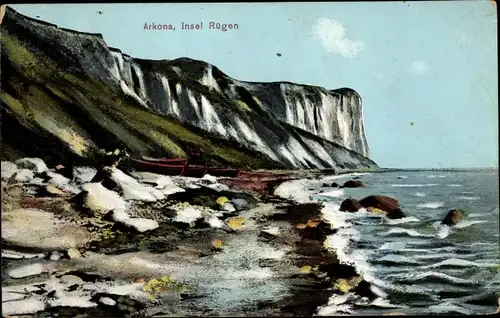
[0,30,282,169]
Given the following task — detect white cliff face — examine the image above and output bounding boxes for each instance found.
[100,53,371,167]
[5,8,375,169]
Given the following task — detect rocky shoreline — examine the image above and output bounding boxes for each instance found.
[1,158,415,317]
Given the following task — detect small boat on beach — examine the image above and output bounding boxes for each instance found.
[129,157,241,178]
[130,158,186,176]
[141,156,188,165]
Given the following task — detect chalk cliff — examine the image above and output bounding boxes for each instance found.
[1,7,376,170]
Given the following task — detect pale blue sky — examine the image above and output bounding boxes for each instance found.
[10,1,498,169]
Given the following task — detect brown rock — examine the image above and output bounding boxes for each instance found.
[342,180,364,188]
[359,195,405,219]
[340,198,363,212]
[441,209,462,226]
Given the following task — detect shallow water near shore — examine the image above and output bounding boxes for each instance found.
[300,169,500,315]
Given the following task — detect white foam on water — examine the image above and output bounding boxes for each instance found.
[386,216,421,225]
[427,175,447,178]
[317,293,356,316]
[321,203,353,230]
[316,189,345,198]
[415,201,445,209]
[379,242,407,251]
[447,184,463,187]
[376,254,423,265]
[391,184,439,188]
[369,297,407,308]
[454,220,488,229]
[321,172,371,182]
[427,302,471,315]
[422,258,499,269]
[379,228,433,238]
[457,196,480,201]
[413,192,427,197]
[410,271,473,285]
[436,224,450,238]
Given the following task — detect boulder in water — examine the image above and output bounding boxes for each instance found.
[359,195,405,219]
[342,180,364,188]
[359,195,399,211]
[340,198,363,212]
[441,209,462,226]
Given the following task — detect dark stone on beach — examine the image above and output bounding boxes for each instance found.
[322,182,339,188]
[54,164,73,179]
[359,195,400,213]
[299,221,336,241]
[352,279,378,300]
[342,180,364,188]
[231,198,249,211]
[441,209,462,226]
[317,262,358,279]
[340,198,363,212]
[268,203,323,224]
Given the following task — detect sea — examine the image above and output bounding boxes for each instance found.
[280,169,500,315]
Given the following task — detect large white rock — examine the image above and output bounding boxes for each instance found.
[118,218,159,232]
[99,297,116,306]
[81,183,127,214]
[174,207,203,225]
[1,250,45,260]
[110,168,165,202]
[15,158,48,174]
[2,298,45,315]
[47,296,97,308]
[201,174,217,183]
[205,215,225,229]
[1,161,18,180]
[107,208,130,222]
[261,226,281,236]
[222,203,236,212]
[8,263,45,279]
[73,166,97,184]
[14,169,35,182]
[46,171,70,187]
[2,291,27,302]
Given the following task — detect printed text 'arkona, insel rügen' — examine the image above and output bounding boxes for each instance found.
[143,22,239,31]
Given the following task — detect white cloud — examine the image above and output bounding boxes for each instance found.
[410,60,430,75]
[312,17,365,58]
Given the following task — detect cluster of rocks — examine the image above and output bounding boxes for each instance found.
[322,179,365,189]
[339,195,406,219]
[2,157,260,316]
[319,176,463,225]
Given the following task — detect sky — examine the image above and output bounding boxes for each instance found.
[9,1,498,169]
